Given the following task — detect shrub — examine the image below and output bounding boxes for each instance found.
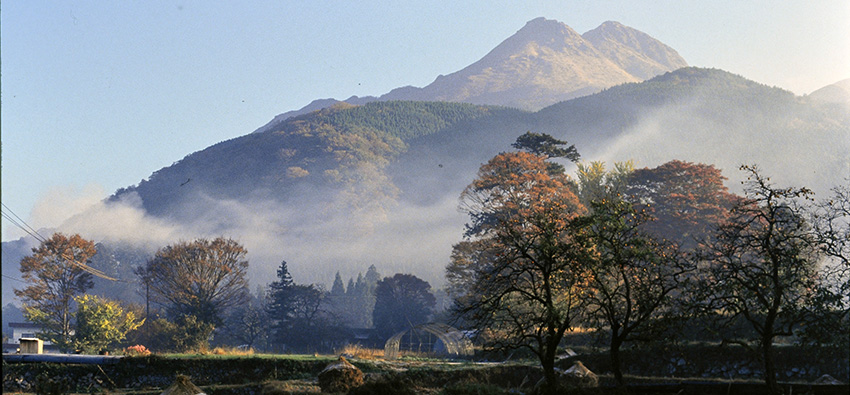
[124,344,151,356]
[337,343,384,360]
[211,346,255,356]
[33,372,71,395]
[144,315,214,352]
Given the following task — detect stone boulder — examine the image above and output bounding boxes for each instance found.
[317,356,364,393]
[160,375,205,395]
[813,374,843,385]
[559,361,599,388]
[534,361,599,394]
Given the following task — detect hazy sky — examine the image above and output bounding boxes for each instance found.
[2,1,849,241]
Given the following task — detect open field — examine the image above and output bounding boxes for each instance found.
[4,348,849,395]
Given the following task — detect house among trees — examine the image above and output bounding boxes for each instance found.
[3,322,60,353]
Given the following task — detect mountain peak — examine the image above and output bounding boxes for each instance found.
[380,18,687,110]
[808,78,850,106]
[501,17,587,54]
[463,17,589,71]
[266,17,689,121]
[519,17,580,37]
[582,21,687,79]
[595,20,629,31]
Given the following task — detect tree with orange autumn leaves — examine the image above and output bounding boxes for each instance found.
[141,237,250,327]
[15,233,97,352]
[625,160,740,248]
[454,150,589,394]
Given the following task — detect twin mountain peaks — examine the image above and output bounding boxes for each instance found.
[255,18,687,132]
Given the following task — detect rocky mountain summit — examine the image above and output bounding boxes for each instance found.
[255,18,687,133]
[582,21,688,79]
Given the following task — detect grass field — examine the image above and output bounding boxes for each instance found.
[3,347,848,394]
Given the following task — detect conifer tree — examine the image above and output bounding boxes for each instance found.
[266,261,295,349]
[330,272,346,296]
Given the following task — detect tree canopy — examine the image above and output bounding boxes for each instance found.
[455,151,588,394]
[373,273,436,341]
[140,237,250,327]
[73,294,143,354]
[511,131,580,162]
[691,165,821,393]
[266,261,337,352]
[625,160,739,248]
[15,233,97,352]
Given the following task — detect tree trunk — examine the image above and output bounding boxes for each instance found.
[540,358,557,395]
[610,335,625,387]
[762,336,780,394]
[62,304,71,353]
[540,340,560,395]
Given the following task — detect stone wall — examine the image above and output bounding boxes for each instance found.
[572,344,849,382]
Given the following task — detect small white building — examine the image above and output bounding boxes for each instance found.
[3,322,59,353]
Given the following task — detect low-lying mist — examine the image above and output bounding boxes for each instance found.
[585,82,849,196]
[9,184,467,301]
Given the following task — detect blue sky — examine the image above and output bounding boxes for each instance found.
[2,1,849,241]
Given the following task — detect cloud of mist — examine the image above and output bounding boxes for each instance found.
[205,192,466,290]
[30,183,466,294]
[57,192,182,250]
[587,84,850,196]
[2,184,108,241]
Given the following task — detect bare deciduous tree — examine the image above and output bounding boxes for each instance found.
[141,237,250,327]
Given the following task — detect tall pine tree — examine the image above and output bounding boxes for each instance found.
[266,261,295,350]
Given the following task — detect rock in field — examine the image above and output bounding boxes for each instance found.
[318,356,364,393]
[560,361,599,388]
[160,375,205,395]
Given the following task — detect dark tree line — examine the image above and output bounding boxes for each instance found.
[264,261,436,353]
[325,266,381,328]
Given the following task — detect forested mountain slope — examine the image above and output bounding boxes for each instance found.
[114,102,521,221]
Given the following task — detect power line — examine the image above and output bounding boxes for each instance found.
[0,202,120,282]
[1,207,46,244]
[1,274,27,284]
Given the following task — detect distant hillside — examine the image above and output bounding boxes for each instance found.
[105,67,848,282]
[1,237,37,307]
[253,18,686,132]
[114,101,520,220]
[809,78,850,107]
[540,68,846,172]
[396,68,849,207]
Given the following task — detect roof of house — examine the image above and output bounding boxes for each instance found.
[7,322,39,328]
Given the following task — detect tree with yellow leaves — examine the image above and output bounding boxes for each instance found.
[73,294,143,354]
